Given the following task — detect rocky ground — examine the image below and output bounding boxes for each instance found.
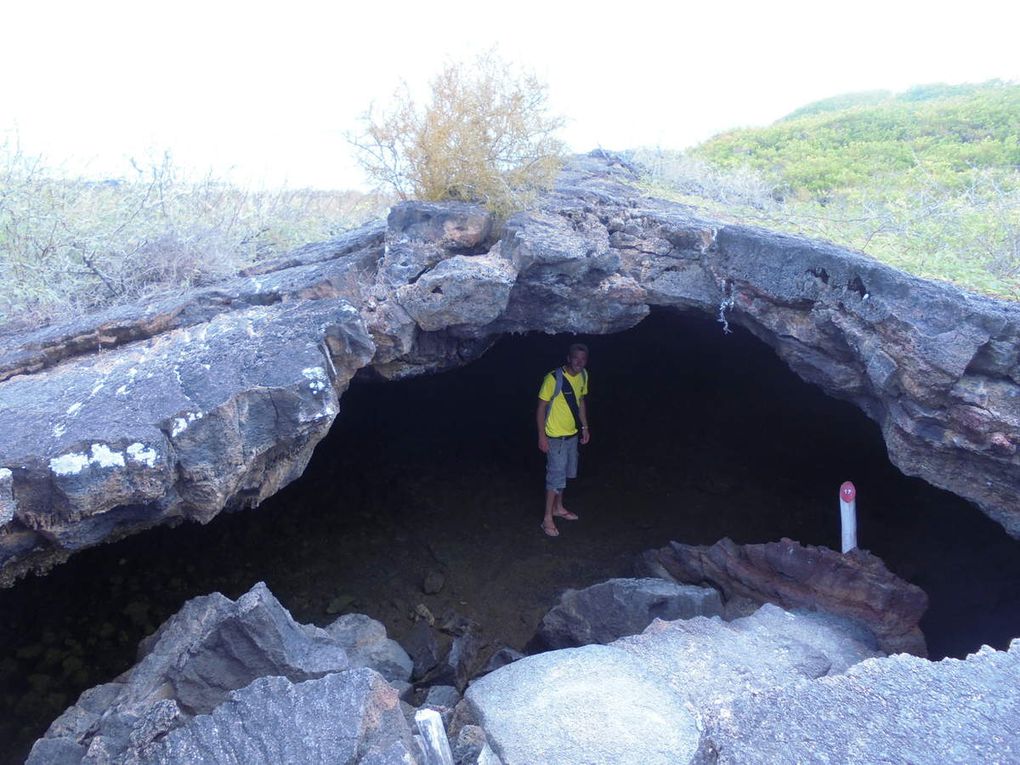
[3,312,1020,762]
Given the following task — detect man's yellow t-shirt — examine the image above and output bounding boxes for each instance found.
[539,369,588,437]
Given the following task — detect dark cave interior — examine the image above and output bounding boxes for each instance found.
[2,307,1020,761]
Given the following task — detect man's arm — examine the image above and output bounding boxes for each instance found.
[578,398,590,445]
[536,399,550,453]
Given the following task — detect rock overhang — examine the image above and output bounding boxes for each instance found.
[1,151,1018,583]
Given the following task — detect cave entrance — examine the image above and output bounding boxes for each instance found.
[3,308,1020,762]
[291,306,1020,661]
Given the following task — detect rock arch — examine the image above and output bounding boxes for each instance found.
[1,153,1018,583]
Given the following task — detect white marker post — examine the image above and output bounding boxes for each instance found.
[839,481,858,553]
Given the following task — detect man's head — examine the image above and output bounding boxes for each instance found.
[566,343,588,374]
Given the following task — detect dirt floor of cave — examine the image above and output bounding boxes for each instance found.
[3,311,1020,763]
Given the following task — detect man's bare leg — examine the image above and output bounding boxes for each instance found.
[552,490,578,520]
[542,489,560,535]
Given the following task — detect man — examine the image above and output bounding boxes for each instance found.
[536,343,590,537]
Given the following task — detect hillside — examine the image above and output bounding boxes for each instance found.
[640,81,1020,298]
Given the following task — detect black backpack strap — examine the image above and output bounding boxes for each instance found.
[557,367,583,433]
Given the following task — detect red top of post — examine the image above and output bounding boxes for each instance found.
[840,481,856,502]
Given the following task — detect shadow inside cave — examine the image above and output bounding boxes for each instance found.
[2,307,1020,761]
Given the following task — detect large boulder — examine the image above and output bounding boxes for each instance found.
[466,599,1017,763]
[138,671,417,765]
[27,582,414,764]
[465,645,702,765]
[612,604,883,708]
[325,613,414,683]
[697,640,1020,764]
[534,577,723,649]
[643,537,929,656]
[0,293,375,585]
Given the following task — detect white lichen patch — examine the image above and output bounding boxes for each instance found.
[302,367,330,394]
[50,452,91,476]
[116,385,130,395]
[52,423,67,438]
[89,443,125,468]
[171,411,204,437]
[90,382,104,396]
[126,443,158,467]
[49,443,130,476]
[66,402,83,416]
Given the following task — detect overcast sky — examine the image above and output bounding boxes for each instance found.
[3,0,1018,190]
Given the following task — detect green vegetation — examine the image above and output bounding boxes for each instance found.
[638,81,1020,298]
[350,51,566,219]
[0,148,389,327]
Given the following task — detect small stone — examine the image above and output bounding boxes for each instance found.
[403,620,441,681]
[453,724,488,765]
[477,647,525,678]
[423,570,445,595]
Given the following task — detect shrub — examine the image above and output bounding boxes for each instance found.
[350,51,566,218]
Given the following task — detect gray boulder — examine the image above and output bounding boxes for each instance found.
[325,612,414,683]
[535,577,723,649]
[646,537,929,655]
[27,582,406,763]
[0,293,374,585]
[139,670,417,765]
[612,604,883,708]
[465,645,701,765]
[698,640,1020,764]
[396,252,517,334]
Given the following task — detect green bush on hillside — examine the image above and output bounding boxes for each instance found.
[638,81,1020,299]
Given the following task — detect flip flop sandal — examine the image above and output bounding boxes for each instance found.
[541,523,560,537]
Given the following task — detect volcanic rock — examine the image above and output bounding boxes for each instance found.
[3,151,1020,583]
[465,644,702,765]
[139,671,417,765]
[404,620,442,681]
[324,612,414,683]
[533,577,723,649]
[697,640,1020,764]
[26,582,412,763]
[643,537,928,655]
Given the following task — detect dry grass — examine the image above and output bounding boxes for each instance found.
[0,148,391,328]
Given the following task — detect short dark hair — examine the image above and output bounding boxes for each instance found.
[568,343,589,356]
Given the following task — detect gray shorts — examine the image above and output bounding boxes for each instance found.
[545,435,578,492]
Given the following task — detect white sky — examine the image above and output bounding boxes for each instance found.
[2,0,1018,190]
